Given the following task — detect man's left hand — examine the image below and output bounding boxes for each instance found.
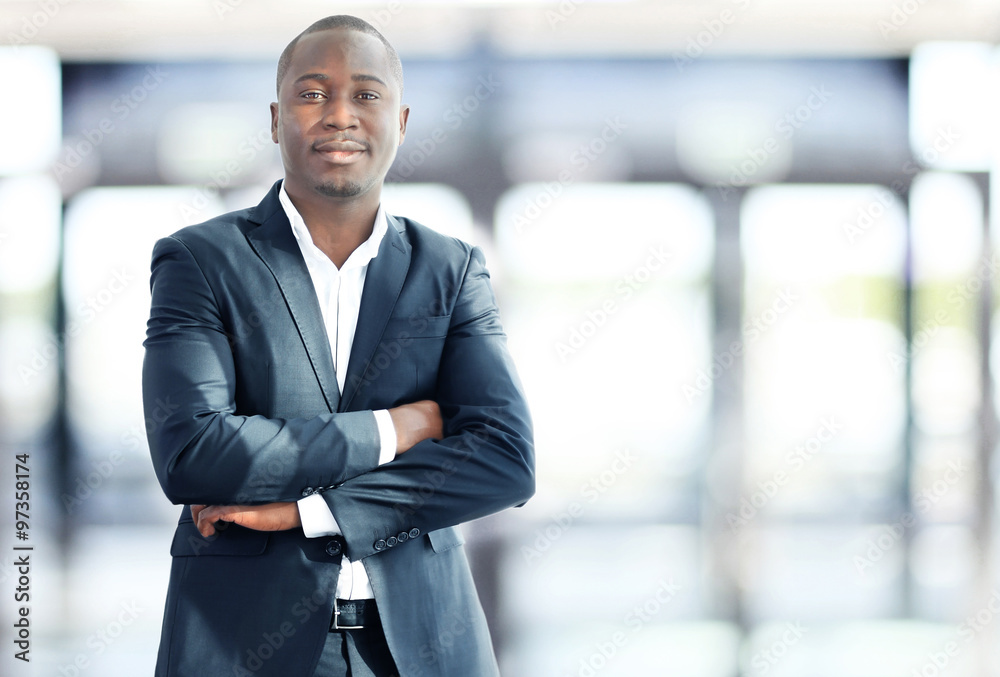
[191,502,302,538]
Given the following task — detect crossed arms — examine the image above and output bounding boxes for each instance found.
[143,233,534,551]
[190,401,443,537]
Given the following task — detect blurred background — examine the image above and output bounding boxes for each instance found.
[2,0,1000,675]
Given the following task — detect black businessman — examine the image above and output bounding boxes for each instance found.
[142,15,534,677]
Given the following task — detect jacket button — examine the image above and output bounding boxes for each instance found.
[386,536,398,547]
[374,539,387,551]
[325,539,342,557]
[397,531,409,542]
[408,528,420,539]
[301,487,314,497]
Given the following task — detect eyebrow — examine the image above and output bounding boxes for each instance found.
[292,72,389,88]
[352,73,388,88]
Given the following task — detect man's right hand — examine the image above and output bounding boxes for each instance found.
[388,400,443,455]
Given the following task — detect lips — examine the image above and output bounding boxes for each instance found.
[313,138,367,165]
[314,139,366,153]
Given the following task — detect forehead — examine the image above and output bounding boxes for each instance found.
[283,28,393,90]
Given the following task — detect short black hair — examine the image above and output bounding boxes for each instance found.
[276,15,403,97]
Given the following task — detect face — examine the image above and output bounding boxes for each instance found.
[271,28,408,202]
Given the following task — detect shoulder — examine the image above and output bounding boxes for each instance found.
[165,206,257,251]
[150,205,263,272]
[389,214,481,272]
[155,180,282,259]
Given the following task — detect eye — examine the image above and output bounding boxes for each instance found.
[301,91,325,100]
[357,92,379,101]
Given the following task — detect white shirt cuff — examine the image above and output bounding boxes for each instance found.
[299,410,393,539]
[298,493,342,538]
[373,409,396,465]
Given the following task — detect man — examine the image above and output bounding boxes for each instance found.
[142,15,534,677]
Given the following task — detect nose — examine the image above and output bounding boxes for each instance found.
[323,95,358,129]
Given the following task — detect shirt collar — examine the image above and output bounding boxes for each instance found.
[278,181,388,272]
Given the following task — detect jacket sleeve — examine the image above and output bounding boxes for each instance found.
[142,235,382,506]
[321,246,535,558]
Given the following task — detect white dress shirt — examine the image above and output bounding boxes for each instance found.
[280,184,397,600]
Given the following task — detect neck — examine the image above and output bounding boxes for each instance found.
[284,183,380,269]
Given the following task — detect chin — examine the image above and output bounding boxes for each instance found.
[313,180,367,198]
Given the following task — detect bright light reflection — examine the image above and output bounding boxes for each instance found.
[742,184,906,281]
[742,185,906,512]
[0,176,61,293]
[495,183,713,515]
[496,183,713,283]
[912,328,979,435]
[63,187,224,456]
[910,172,983,282]
[910,42,997,172]
[381,183,476,245]
[0,46,60,175]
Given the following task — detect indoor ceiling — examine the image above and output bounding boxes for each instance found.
[0,0,998,62]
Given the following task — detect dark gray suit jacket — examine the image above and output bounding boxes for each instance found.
[142,181,534,676]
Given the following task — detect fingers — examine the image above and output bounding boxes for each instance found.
[190,504,204,524]
[195,505,216,538]
[190,504,212,536]
[194,504,239,538]
[190,503,303,538]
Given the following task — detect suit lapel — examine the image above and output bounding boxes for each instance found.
[246,183,341,413]
[340,215,411,411]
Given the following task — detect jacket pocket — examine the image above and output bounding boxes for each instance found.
[428,526,465,554]
[170,519,269,557]
[383,314,451,341]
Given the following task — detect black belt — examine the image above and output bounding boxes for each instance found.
[331,598,377,631]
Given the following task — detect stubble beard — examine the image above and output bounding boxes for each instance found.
[313,179,368,198]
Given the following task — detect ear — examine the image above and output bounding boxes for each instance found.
[270,102,279,144]
[397,105,410,146]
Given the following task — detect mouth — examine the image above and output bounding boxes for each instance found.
[314,138,367,164]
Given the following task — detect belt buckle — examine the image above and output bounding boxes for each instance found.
[332,598,364,631]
